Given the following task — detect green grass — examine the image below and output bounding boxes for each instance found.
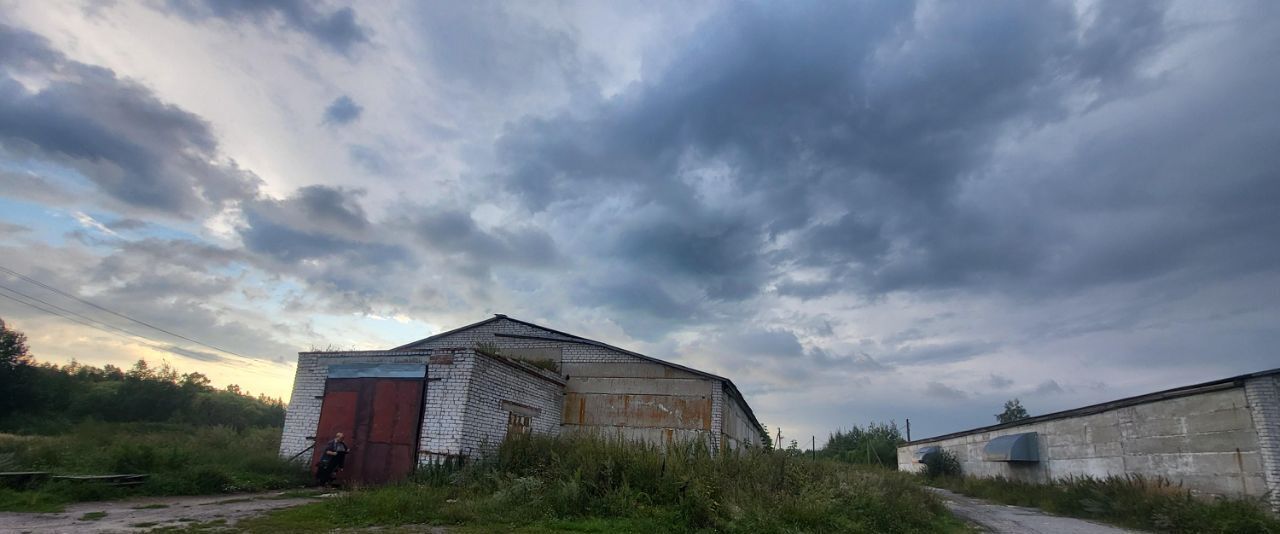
[932,474,1280,534]
[243,433,967,533]
[131,503,171,509]
[78,511,107,521]
[0,421,308,512]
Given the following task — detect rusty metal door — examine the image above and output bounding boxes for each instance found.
[312,364,426,485]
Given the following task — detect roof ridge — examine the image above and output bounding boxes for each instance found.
[391,314,767,437]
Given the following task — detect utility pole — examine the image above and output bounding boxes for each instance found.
[776,427,782,450]
[906,418,911,442]
[811,436,816,461]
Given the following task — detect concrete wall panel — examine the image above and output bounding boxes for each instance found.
[897,385,1272,502]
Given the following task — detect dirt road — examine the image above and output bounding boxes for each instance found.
[928,488,1139,534]
[0,491,317,533]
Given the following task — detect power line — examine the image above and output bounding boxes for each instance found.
[0,282,156,342]
[0,264,251,360]
[0,290,174,353]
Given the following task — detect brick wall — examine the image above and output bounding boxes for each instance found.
[453,351,565,460]
[278,350,434,461]
[279,347,564,466]
[709,386,723,452]
[1245,375,1280,512]
[418,349,476,464]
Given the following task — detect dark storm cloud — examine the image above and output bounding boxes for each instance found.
[0,170,75,205]
[322,95,362,126]
[924,381,969,401]
[412,209,559,270]
[572,277,696,323]
[0,221,29,235]
[93,238,244,299]
[0,24,261,218]
[238,185,404,265]
[1033,380,1065,395]
[489,0,1280,336]
[410,1,600,99]
[166,0,370,54]
[610,211,766,301]
[987,374,1015,390]
[105,218,148,231]
[231,185,427,313]
[723,328,804,358]
[347,145,388,174]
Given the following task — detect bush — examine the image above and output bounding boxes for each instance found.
[923,449,961,478]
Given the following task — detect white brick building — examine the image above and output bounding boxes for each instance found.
[280,315,766,484]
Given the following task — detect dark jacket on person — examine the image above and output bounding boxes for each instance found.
[320,439,349,468]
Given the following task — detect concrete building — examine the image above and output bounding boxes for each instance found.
[279,315,765,484]
[898,368,1280,512]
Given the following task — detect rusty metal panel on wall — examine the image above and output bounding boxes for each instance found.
[563,392,712,430]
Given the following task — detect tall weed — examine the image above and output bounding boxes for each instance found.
[0,421,307,511]
[247,433,964,533]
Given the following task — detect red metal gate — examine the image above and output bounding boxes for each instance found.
[312,364,425,485]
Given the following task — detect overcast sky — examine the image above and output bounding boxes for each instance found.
[1,0,1277,444]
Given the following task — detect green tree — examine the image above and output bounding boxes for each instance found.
[819,421,903,467]
[0,318,31,371]
[0,318,33,414]
[996,398,1030,423]
[0,341,285,431]
[759,424,774,452]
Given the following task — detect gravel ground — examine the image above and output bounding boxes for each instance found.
[0,491,319,533]
[928,487,1140,534]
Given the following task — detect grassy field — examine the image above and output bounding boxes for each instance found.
[931,474,1280,534]
[0,422,308,512]
[241,434,967,533]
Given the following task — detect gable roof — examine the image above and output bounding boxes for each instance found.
[392,314,767,438]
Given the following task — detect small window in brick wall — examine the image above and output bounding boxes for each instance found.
[507,412,531,437]
[501,400,540,439]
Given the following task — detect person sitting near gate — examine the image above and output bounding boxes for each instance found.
[315,432,349,487]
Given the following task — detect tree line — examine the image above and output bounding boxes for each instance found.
[817,398,1033,468]
[0,318,285,432]
[818,421,904,467]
